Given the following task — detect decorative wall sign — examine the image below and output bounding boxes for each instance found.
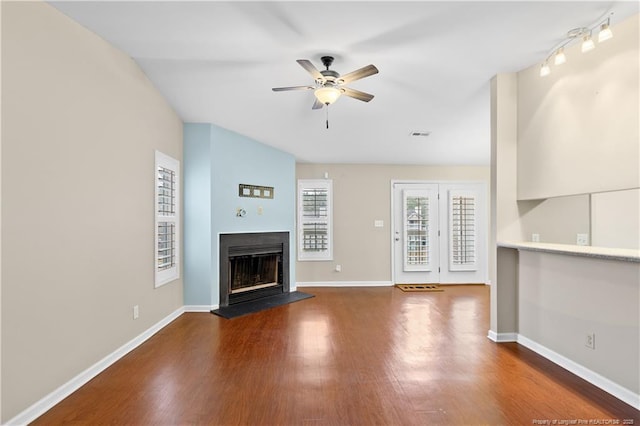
[239,184,274,199]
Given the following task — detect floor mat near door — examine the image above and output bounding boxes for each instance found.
[395,284,443,292]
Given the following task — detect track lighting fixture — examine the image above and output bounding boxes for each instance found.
[538,13,614,78]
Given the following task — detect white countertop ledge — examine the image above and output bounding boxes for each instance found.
[497,241,640,263]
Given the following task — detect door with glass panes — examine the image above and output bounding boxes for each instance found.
[392,182,487,285]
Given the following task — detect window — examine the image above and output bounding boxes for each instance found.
[155,151,180,287]
[298,179,332,261]
[403,189,433,271]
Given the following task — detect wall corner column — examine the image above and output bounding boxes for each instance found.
[489,73,520,340]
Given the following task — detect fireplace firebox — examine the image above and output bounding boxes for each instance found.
[219,232,289,306]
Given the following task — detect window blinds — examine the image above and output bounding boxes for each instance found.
[155,151,180,287]
[298,180,332,261]
[449,191,477,271]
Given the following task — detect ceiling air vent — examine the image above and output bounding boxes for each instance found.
[410,131,431,137]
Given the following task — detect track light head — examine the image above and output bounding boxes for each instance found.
[581,33,595,52]
[554,48,566,65]
[539,62,551,77]
[598,20,613,42]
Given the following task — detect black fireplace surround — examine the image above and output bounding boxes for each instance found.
[219,232,290,307]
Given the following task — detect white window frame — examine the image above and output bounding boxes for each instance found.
[155,151,180,287]
[298,179,333,261]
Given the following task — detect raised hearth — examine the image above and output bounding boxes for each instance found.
[219,232,289,307]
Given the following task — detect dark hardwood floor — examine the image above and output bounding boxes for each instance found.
[33,285,639,425]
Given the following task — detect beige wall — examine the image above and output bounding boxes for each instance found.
[518,194,590,245]
[517,14,639,200]
[491,74,522,243]
[592,188,640,249]
[518,251,640,395]
[296,163,490,284]
[1,2,183,421]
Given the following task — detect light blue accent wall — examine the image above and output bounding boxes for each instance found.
[184,123,296,307]
[183,124,213,306]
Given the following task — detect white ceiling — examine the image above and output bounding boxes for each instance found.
[50,1,638,165]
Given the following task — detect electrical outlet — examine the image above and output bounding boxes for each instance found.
[335,264,342,272]
[133,305,139,320]
[577,233,589,246]
[532,233,540,242]
[585,332,595,350]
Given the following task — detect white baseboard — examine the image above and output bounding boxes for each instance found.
[184,305,218,312]
[487,330,518,342]
[516,334,640,410]
[6,307,185,426]
[296,281,392,287]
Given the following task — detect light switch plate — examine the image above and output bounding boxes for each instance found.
[374,220,384,228]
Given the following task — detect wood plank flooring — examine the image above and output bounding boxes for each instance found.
[33,285,639,425]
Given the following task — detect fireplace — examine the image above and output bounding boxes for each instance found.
[219,232,289,306]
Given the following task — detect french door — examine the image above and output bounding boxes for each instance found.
[392,182,487,285]
[393,183,440,284]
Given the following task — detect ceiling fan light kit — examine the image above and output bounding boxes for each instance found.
[272,55,378,128]
[314,86,342,105]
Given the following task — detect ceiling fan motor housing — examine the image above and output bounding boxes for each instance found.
[319,56,339,84]
[320,56,335,69]
[320,69,340,81]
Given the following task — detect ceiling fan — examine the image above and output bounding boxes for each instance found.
[272,56,379,110]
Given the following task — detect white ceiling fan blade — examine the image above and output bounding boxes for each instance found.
[337,65,379,84]
[272,85,314,92]
[296,59,325,82]
[341,87,375,102]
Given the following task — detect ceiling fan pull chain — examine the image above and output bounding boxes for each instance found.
[326,104,329,129]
